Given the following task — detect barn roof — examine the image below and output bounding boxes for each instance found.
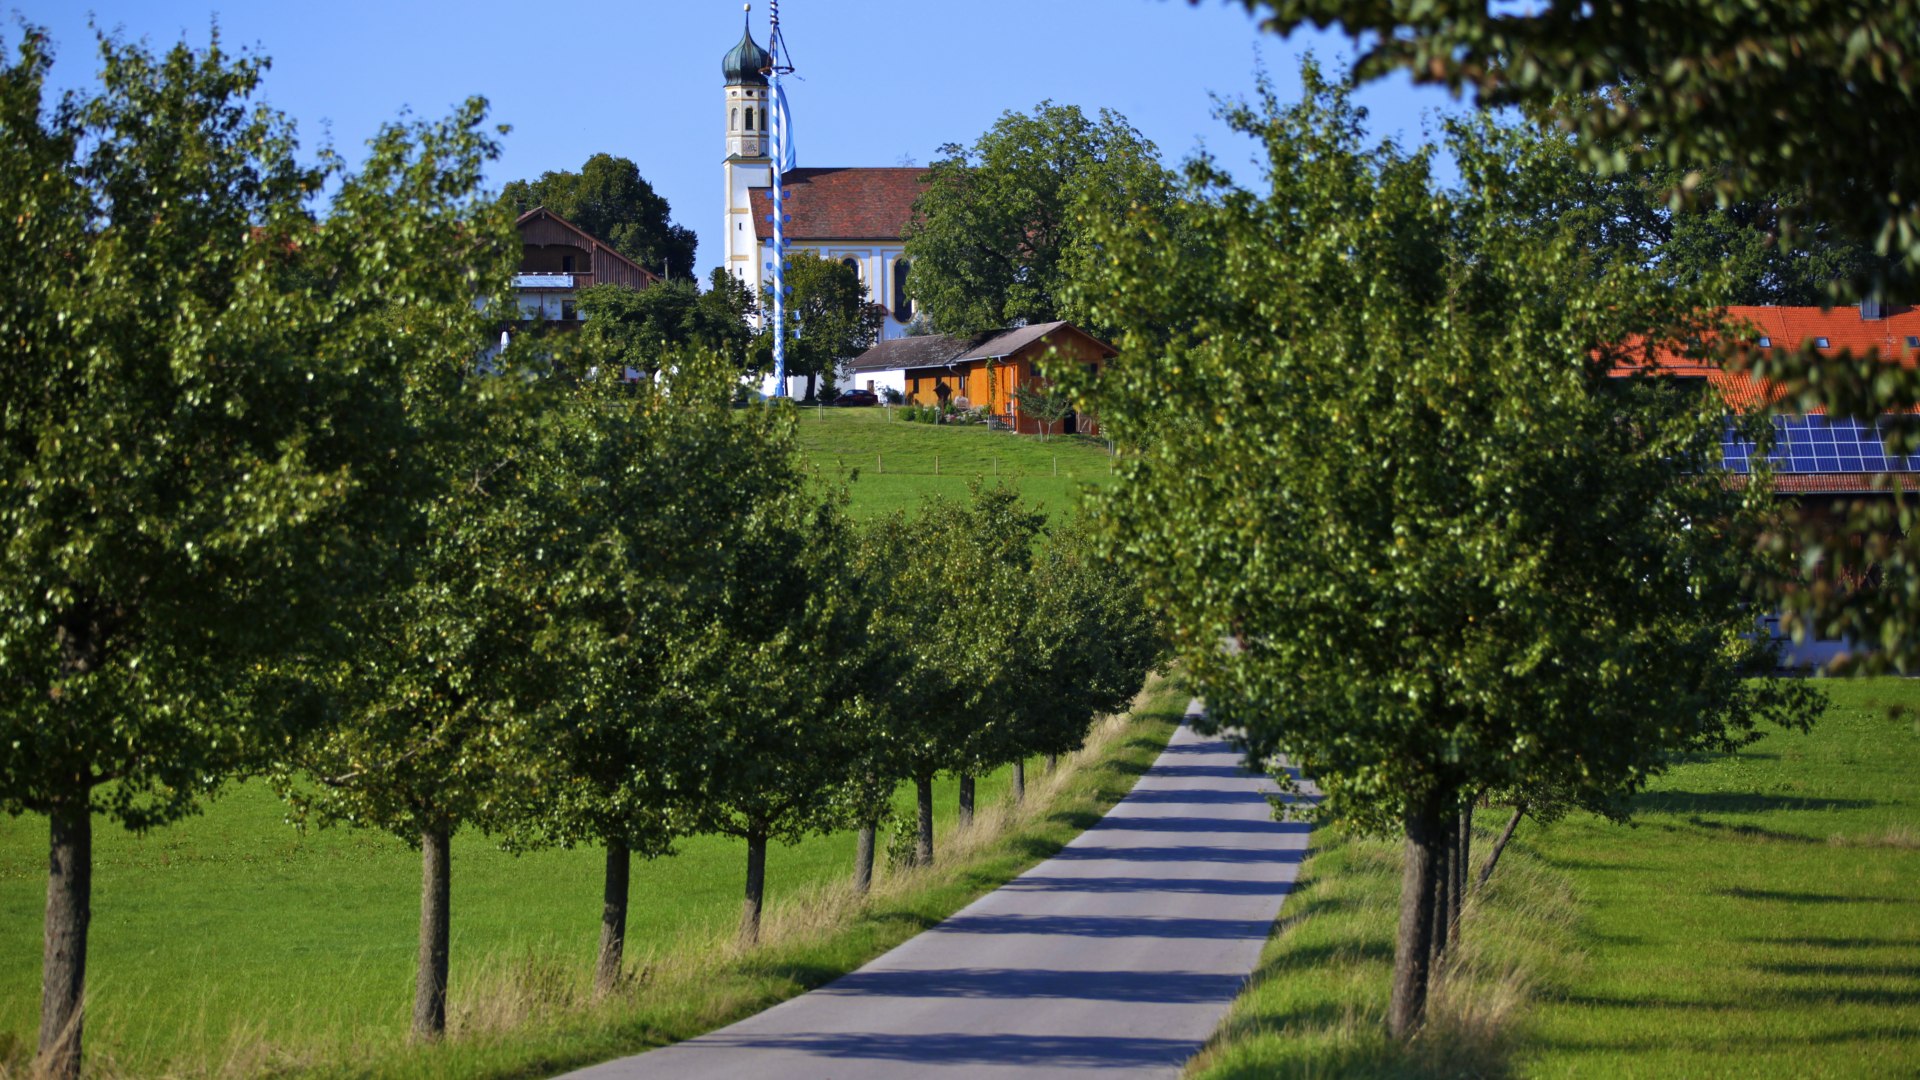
[749,168,929,241]
[850,321,1115,374]
[1620,304,1920,411]
[1618,304,1920,495]
[514,207,660,286]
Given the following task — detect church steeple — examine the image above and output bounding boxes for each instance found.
[723,5,771,159]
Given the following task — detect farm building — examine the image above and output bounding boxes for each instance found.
[850,321,1115,436]
[1629,302,1920,667]
[512,207,661,327]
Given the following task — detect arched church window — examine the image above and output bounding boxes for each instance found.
[842,256,861,282]
[745,107,756,132]
[892,258,913,320]
[731,107,738,131]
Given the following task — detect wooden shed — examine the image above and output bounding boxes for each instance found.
[856,321,1116,436]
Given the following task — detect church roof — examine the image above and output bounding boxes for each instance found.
[722,16,771,86]
[749,168,930,242]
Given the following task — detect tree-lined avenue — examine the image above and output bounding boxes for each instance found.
[562,701,1309,1080]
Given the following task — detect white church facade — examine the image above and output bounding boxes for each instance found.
[719,15,921,399]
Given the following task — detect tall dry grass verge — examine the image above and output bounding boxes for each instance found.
[1185,818,1581,1079]
[28,676,1184,1080]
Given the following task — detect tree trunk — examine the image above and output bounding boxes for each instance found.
[1046,753,1060,773]
[1428,807,1456,969]
[915,775,934,866]
[740,828,767,947]
[1389,793,1447,1041]
[39,801,91,1080]
[1011,760,1026,804]
[413,823,451,1041]
[803,371,817,404]
[595,839,630,997]
[854,822,876,894]
[958,774,975,828]
[1451,803,1474,941]
[1476,802,1527,892]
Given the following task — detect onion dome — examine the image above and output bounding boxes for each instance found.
[722,7,771,86]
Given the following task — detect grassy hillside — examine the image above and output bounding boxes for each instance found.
[788,406,1115,518]
[0,684,1185,1078]
[1187,678,1920,1078]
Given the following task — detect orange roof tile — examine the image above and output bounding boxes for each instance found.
[1613,304,1920,413]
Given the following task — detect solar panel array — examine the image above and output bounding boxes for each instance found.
[1721,416,1920,475]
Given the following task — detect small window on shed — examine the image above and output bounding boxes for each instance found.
[561,300,577,321]
[892,258,913,320]
[1815,336,1831,348]
[1908,336,1920,349]
[1756,335,1772,348]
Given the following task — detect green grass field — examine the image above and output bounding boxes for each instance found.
[0,683,1186,1078]
[788,405,1115,517]
[1189,678,1920,1078]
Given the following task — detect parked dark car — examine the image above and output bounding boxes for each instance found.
[831,389,879,407]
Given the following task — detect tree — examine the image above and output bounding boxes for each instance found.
[503,153,697,277]
[1011,379,1073,440]
[0,28,514,1074]
[278,364,559,1041]
[903,102,1176,336]
[1010,515,1165,783]
[760,250,885,402]
[486,354,864,978]
[862,486,1043,864]
[682,490,880,946]
[1199,0,1920,295]
[573,267,757,375]
[1060,63,1825,1039]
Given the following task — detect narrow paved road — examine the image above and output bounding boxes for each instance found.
[562,701,1309,1079]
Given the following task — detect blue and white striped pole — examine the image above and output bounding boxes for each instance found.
[770,84,786,398]
[766,2,796,399]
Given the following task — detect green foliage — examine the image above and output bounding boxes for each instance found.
[760,250,885,400]
[277,366,554,847]
[573,267,756,375]
[1064,55,1824,833]
[0,25,515,830]
[903,102,1176,336]
[860,486,1046,793]
[432,360,771,859]
[1452,106,1898,306]
[502,153,697,277]
[1207,0,1920,294]
[1007,514,1166,760]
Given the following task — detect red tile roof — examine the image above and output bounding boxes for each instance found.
[1615,304,1920,412]
[1766,473,1920,495]
[749,167,929,242]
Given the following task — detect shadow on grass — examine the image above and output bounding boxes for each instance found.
[1682,817,1823,844]
[1635,790,1874,814]
[1754,961,1920,979]
[1739,935,1920,950]
[1716,886,1904,904]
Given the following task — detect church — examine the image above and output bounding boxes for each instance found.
[719,12,925,396]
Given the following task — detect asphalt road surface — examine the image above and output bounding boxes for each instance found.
[561,701,1309,1080]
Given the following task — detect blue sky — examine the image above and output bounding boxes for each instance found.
[21,1,1461,282]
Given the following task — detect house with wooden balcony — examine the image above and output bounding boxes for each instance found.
[513,207,660,327]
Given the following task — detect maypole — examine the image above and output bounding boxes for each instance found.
[766,0,797,398]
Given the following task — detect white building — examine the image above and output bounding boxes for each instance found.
[719,14,926,398]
